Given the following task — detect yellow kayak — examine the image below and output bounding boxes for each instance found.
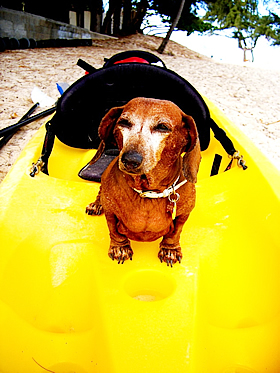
[0,93,280,373]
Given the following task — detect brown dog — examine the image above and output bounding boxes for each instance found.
[86,97,201,266]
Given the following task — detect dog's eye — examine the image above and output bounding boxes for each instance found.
[153,123,171,133]
[118,119,132,128]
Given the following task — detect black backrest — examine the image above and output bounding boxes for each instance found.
[54,63,211,151]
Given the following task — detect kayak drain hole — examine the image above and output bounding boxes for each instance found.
[124,269,176,302]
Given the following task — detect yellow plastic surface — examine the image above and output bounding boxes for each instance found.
[0,98,280,373]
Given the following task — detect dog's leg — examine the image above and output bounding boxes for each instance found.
[105,212,133,264]
[86,187,104,215]
[158,214,190,267]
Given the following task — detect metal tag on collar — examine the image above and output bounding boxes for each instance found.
[168,191,180,220]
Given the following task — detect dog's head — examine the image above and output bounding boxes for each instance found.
[98,97,200,183]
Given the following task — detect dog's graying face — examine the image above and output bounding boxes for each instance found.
[109,97,198,176]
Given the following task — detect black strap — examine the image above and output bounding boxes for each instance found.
[209,118,236,156]
[209,119,248,171]
[77,59,96,74]
[210,154,222,176]
[41,120,56,174]
[30,118,56,177]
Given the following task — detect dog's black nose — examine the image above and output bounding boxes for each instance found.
[121,150,143,171]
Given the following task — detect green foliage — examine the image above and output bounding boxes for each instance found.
[204,0,280,49]
[150,0,213,35]
[260,12,280,45]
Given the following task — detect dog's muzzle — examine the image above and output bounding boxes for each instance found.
[121,150,143,172]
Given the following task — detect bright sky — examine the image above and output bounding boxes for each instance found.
[171,30,280,70]
[144,13,280,71]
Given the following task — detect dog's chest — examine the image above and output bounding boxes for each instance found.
[112,193,172,235]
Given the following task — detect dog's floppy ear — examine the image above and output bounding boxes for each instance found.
[98,106,124,146]
[78,106,124,180]
[182,114,198,153]
[182,113,201,183]
[85,106,124,165]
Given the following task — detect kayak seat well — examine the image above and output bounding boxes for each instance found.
[38,60,239,182]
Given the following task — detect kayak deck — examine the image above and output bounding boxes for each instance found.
[0,98,280,373]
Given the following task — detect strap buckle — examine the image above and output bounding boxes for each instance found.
[225,151,248,171]
[30,158,44,177]
[232,151,248,170]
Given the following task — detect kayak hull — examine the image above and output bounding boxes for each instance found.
[0,98,280,373]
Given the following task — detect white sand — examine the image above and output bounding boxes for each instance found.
[0,34,279,183]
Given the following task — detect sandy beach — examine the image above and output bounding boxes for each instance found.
[0,33,279,183]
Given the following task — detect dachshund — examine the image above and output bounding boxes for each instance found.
[85,97,201,266]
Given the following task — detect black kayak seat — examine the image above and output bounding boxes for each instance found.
[54,63,211,152]
[33,51,241,181]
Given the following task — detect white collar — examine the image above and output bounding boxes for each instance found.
[133,175,187,199]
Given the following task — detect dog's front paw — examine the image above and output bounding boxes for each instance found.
[108,245,133,264]
[86,202,104,216]
[158,247,182,267]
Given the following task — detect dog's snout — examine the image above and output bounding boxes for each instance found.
[121,150,143,171]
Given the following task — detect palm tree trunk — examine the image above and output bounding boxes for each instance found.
[157,0,186,54]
